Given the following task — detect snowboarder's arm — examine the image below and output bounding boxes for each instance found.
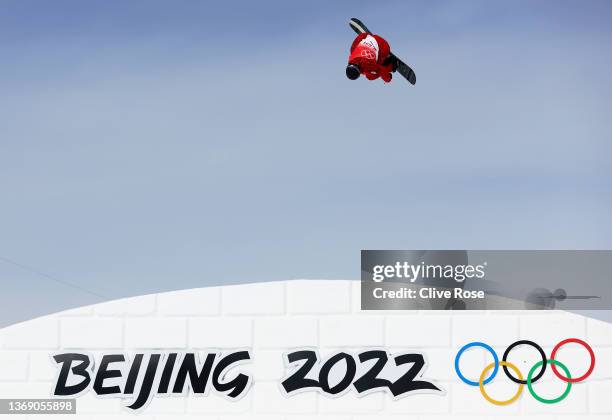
[350,33,368,52]
[372,34,391,64]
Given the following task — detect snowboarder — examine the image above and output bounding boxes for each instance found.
[346,18,416,85]
[346,32,396,82]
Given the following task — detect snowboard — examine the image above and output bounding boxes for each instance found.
[349,17,416,85]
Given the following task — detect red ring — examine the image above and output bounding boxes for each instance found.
[550,338,595,383]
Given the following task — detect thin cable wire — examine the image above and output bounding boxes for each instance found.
[0,255,108,299]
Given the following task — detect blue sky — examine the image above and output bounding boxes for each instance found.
[1,0,611,325]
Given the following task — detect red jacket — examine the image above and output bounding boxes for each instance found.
[348,33,394,82]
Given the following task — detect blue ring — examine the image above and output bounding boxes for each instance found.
[455,342,499,386]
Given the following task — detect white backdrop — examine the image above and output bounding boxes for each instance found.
[0,280,610,419]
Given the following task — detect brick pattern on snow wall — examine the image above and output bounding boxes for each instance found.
[0,279,611,420]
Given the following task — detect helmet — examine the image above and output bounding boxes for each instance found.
[345,64,360,80]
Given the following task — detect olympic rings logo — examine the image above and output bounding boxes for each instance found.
[360,50,376,60]
[454,338,595,405]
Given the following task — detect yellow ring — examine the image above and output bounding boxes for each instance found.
[479,361,524,406]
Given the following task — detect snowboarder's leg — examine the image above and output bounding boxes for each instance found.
[382,55,399,72]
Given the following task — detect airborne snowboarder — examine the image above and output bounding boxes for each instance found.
[346,18,416,85]
[347,32,395,82]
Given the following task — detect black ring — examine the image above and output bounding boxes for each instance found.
[502,340,547,385]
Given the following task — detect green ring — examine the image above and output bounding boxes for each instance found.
[527,359,572,404]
